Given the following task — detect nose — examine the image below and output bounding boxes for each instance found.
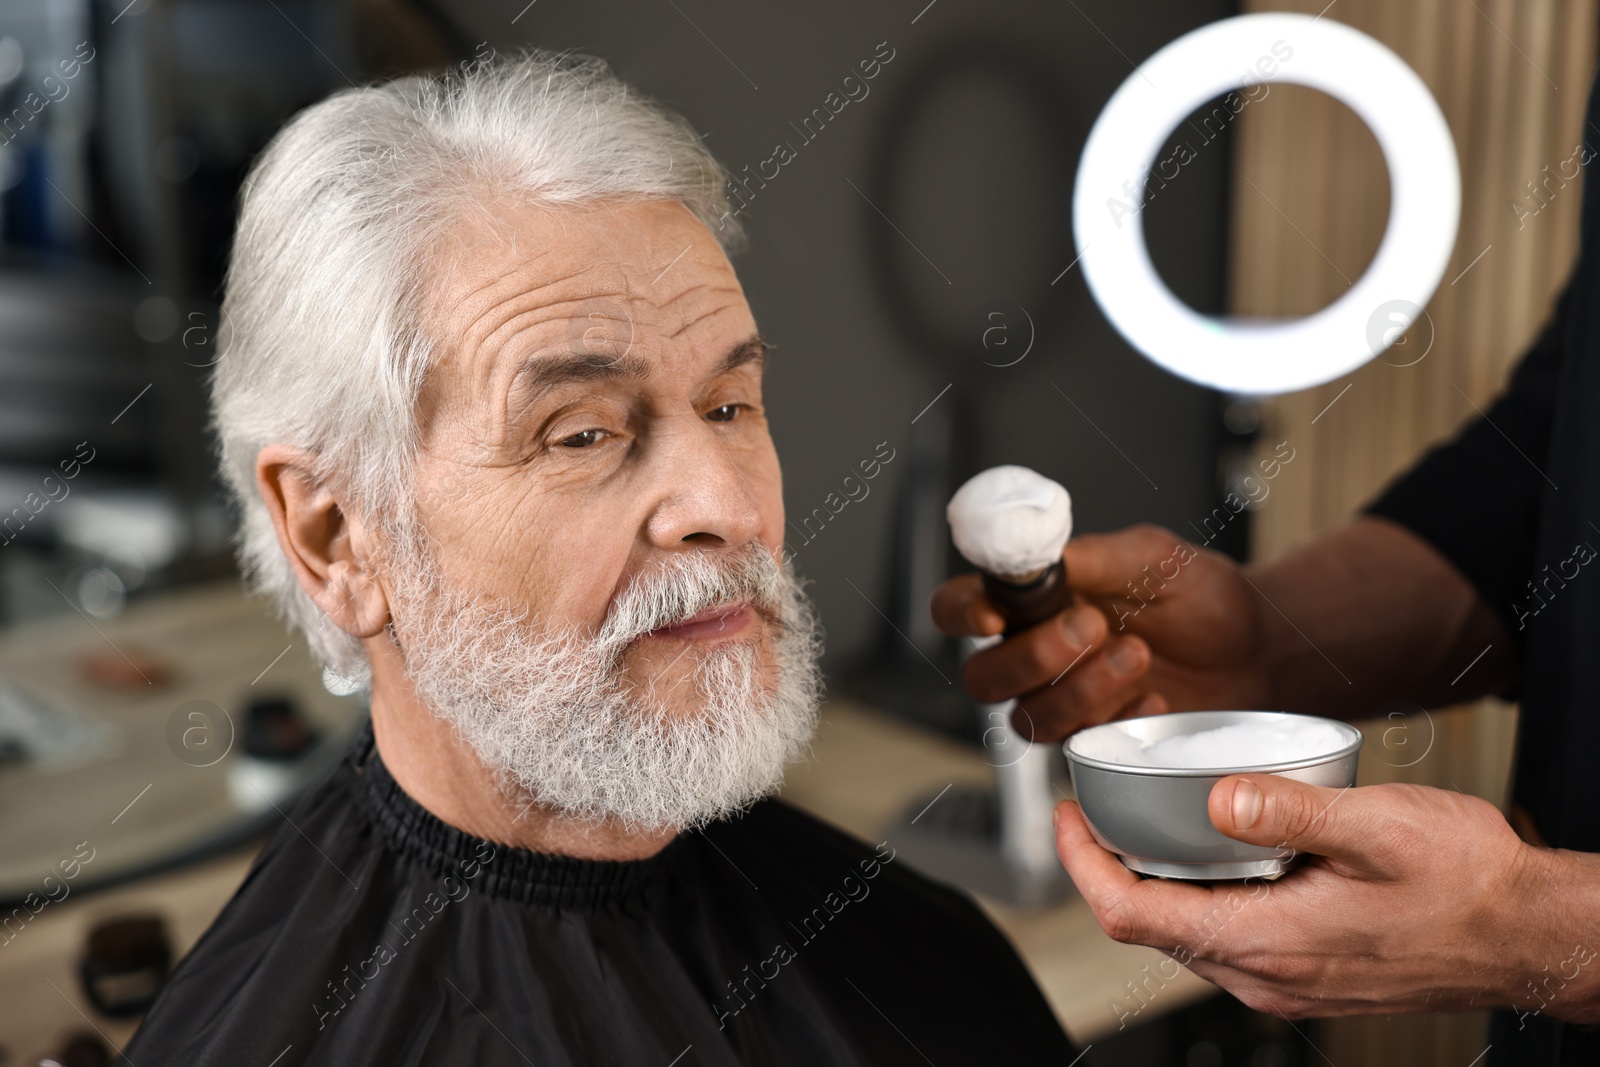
[643,416,765,550]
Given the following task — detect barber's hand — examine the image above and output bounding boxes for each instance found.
[930,524,1268,742]
[1055,776,1567,1020]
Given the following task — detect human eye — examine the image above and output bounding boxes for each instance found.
[557,427,609,448]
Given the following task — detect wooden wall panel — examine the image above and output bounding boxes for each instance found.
[1228,1,1596,1062]
[1235,0,1593,554]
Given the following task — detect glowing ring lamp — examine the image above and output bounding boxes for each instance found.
[1072,13,1459,395]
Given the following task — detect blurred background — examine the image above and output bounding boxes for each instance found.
[0,0,1588,1064]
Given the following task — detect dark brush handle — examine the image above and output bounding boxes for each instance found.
[981,562,1072,637]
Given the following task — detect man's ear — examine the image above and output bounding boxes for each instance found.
[256,444,391,640]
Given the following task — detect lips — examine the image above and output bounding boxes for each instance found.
[641,600,753,642]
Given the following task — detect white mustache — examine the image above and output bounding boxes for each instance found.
[594,544,783,658]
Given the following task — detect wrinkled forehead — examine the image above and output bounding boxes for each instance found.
[413,200,750,433]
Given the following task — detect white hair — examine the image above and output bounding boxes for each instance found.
[212,51,744,681]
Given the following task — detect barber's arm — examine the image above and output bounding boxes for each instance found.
[935,511,1600,1023]
[1055,771,1600,1024]
[932,281,1571,740]
[930,282,1575,1019]
[929,515,1514,742]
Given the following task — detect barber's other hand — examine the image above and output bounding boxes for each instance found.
[929,524,1267,742]
[1055,775,1576,1021]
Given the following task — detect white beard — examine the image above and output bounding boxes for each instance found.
[385,539,824,832]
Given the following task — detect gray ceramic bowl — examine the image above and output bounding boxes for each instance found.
[1064,710,1363,880]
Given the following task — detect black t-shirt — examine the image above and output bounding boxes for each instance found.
[121,723,1076,1064]
[1364,65,1600,1067]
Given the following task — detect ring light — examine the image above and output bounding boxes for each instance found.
[1071,13,1460,395]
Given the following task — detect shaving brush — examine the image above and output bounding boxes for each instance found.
[946,466,1073,635]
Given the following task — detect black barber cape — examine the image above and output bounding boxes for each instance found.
[122,723,1075,1064]
[1365,53,1600,1067]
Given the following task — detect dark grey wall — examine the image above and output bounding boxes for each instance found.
[445,0,1235,677]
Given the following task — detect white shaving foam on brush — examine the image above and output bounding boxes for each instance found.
[947,466,1073,581]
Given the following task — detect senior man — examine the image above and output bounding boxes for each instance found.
[124,54,1075,1064]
